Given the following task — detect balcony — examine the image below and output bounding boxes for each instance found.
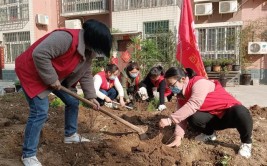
[0,0,29,31]
[61,0,109,17]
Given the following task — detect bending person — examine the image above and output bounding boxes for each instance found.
[159,67,253,158]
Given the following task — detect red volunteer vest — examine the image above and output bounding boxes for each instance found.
[97,71,115,90]
[178,76,241,118]
[150,75,172,97]
[15,29,81,98]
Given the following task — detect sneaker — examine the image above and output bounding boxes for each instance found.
[64,133,90,144]
[238,143,252,158]
[104,102,118,109]
[21,156,42,166]
[195,133,217,142]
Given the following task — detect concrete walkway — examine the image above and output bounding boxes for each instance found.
[225,85,267,108]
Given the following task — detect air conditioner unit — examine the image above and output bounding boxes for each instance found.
[36,14,49,25]
[219,1,238,14]
[195,3,213,16]
[248,42,267,54]
[65,19,82,29]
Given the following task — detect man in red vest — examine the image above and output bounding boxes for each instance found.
[15,19,112,166]
[93,64,125,109]
[159,67,253,159]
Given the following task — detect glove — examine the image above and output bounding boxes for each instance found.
[159,118,172,128]
[138,87,148,100]
[158,104,166,111]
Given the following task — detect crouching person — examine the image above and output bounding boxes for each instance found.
[159,67,253,158]
[94,64,125,109]
[138,66,173,111]
[120,61,141,108]
[15,19,112,166]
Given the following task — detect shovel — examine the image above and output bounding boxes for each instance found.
[60,86,148,140]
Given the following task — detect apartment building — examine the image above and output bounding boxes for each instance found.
[193,0,267,83]
[0,0,266,84]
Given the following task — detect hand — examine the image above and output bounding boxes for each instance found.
[158,104,166,111]
[104,96,112,103]
[50,80,61,90]
[166,136,182,147]
[159,118,172,128]
[89,98,100,110]
[138,87,148,100]
[126,98,131,103]
[120,97,125,107]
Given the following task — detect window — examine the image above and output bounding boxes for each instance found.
[3,31,30,63]
[144,20,171,61]
[0,0,28,23]
[62,0,105,13]
[113,0,178,11]
[144,20,169,34]
[196,26,240,59]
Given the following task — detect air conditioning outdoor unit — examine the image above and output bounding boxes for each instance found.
[248,42,267,54]
[195,3,213,16]
[65,19,82,29]
[36,14,49,25]
[219,1,238,14]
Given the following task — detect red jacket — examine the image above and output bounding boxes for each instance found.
[151,75,172,97]
[15,29,81,98]
[97,71,115,90]
[178,76,241,118]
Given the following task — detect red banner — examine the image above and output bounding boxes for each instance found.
[0,47,4,69]
[176,0,207,77]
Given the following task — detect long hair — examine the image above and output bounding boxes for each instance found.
[83,19,112,57]
[164,67,196,79]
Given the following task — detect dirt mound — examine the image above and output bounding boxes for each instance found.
[0,93,267,165]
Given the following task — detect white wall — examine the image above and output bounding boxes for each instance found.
[112,6,180,34]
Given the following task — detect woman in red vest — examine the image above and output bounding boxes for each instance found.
[94,64,125,109]
[159,67,253,158]
[15,19,112,165]
[138,66,173,111]
[120,61,141,108]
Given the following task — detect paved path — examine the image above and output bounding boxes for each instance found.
[225,85,267,108]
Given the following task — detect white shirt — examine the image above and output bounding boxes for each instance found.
[93,74,124,100]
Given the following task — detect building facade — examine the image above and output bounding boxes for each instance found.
[0,0,267,83]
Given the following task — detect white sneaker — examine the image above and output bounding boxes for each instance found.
[64,133,90,144]
[238,143,252,158]
[195,133,217,142]
[104,102,118,109]
[21,156,42,166]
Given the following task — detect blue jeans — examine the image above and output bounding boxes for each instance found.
[97,87,118,105]
[22,89,79,158]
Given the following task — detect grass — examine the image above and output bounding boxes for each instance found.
[147,98,159,112]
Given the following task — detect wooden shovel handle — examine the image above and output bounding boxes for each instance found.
[60,86,145,134]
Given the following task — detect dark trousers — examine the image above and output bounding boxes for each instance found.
[188,105,253,143]
[97,87,118,106]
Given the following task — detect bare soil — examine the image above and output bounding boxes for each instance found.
[0,93,267,166]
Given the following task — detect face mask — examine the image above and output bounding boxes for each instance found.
[109,75,116,80]
[170,86,182,94]
[129,72,139,78]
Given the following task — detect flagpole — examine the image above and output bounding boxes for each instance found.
[179,0,184,68]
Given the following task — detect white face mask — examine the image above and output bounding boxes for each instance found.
[129,72,139,78]
[109,75,116,80]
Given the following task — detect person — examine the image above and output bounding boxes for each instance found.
[138,66,172,111]
[159,67,253,158]
[15,19,112,166]
[120,61,141,107]
[93,63,125,109]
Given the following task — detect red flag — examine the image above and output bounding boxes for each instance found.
[176,0,207,77]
